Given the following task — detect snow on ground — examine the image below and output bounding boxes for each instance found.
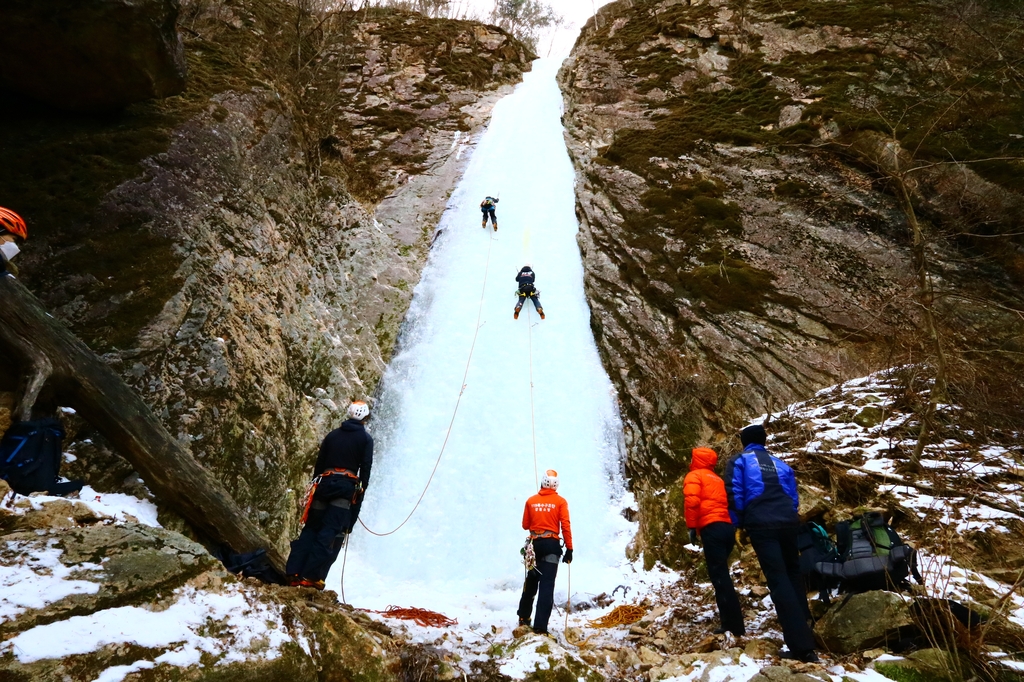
[0,540,103,622]
[1,584,298,669]
[918,552,1024,628]
[757,369,1023,535]
[4,485,161,528]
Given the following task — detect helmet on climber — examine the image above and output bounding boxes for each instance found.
[540,469,559,490]
[0,207,27,241]
[0,207,27,272]
[347,401,370,421]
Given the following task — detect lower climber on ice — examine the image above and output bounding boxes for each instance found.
[481,196,499,230]
[286,400,374,590]
[518,469,572,635]
[514,264,544,320]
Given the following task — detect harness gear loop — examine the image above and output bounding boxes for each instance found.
[521,536,537,572]
[300,468,360,524]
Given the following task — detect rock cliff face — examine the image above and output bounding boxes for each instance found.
[0,1,533,553]
[558,0,1024,566]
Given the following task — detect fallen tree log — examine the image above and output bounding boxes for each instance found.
[0,274,285,572]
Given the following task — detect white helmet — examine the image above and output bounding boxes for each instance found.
[540,469,559,490]
[347,401,370,421]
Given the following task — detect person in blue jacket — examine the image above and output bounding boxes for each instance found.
[724,424,818,663]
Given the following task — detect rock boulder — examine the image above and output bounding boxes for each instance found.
[0,0,186,111]
[814,591,915,654]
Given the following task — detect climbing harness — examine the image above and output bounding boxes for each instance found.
[300,468,360,524]
[587,604,647,628]
[363,606,458,628]
[529,529,560,541]
[357,231,496,538]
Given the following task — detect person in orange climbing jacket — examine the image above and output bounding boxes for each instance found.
[684,446,745,637]
[0,206,28,277]
[518,469,572,635]
[286,400,373,590]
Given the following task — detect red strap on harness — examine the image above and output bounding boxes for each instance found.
[300,468,360,524]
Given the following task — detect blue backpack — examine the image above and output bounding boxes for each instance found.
[0,418,83,496]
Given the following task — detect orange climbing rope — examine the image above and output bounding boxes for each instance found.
[365,606,459,628]
[587,604,647,628]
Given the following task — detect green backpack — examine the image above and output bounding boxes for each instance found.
[817,512,921,593]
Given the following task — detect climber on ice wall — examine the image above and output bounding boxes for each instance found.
[514,264,544,320]
[518,469,572,635]
[481,196,499,231]
[286,401,374,590]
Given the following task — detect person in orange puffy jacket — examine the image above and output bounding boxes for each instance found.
[517,469,573,635]
[684,447,745,636]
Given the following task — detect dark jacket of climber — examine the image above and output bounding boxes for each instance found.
[481,196,499,230]
[514,265,544,320]
[286,401,373,590]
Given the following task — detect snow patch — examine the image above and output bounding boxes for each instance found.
[3,585,295,666]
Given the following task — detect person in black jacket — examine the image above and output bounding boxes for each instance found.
[724,424,817,663]
[481,196,499,230]
[514,264,544,320]
[286,401,374,590]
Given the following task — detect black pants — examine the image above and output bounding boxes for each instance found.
[747,525,816,654]
[517,538,561,632]
[515,292,542,313]
[482,208,497,226]
[286,501,351,582]
[701,522,745,635]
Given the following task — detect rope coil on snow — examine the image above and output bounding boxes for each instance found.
[364,606,459,628]
[587,604,647,628]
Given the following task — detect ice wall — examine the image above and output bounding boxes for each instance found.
[337,58,635,623]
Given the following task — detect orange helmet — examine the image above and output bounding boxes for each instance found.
[0,207,27,240]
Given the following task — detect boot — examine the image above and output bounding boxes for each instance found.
[537,308,545,320]
[493,223,498,232]
[482,220,487,228]
[514,309,520,320]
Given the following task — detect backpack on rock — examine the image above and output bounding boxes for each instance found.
[0,418,84,497]
[816,511,921,593]
[797,520,840,602]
